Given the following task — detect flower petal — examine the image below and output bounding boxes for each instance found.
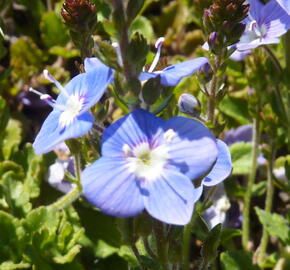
[102,109,164,157]
[56,62,114,111]
[82,157,144,217]
[163,117,218,180]
[203,139,232,187]
[276,0,290,15]
[139,57,208,86]
[159,57,208,86]
[142,168,201,225]
[33,111,93,154]
[84,57,105,72]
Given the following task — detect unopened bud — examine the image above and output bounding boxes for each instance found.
[178,94,201,117]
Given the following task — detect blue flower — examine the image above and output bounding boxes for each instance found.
[32,58,113,154]
[81,109,218,225]
[139,57,209,87]
[201,139,232,188]
[236,0,290,51]
[276,0,290,14]
[137,37,208,86]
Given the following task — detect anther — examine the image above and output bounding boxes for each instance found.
[164,129,176,143]
[43,70,70,98]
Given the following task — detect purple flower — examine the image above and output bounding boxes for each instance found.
[276,0,290,15]
[81,109,218,225]
[223,125,252,145]
[32,58,113,154]
[178,93,201,118]
[236,0,290,51]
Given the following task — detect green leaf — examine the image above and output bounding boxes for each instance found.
[129,16,153,41]
[0,261,30,270]
[10,37,44,82]
[251,181,266,197]
[0,211,24,264]
[200,224,222,264]
[220,251,260,270]
[2,119,22,160]
[1,171,31,217]
[0,97,9,141]
[126,0,146,25]
[49,46,79,58]
[22,206,59,235]
[229,142,252,175]
[255,207,290,244]
[219,96,250,125]
[40,12,69,48]
[220,229,241,245]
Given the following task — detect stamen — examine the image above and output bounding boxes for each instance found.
[122,144,131,157]
[164,129,176,143]
[249,20,257,32]
[148,37,165,72]
[29,87,63,109]
[43,70,70,98]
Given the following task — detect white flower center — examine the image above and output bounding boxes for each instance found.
[124,142,169,181]
[59,94,84,128]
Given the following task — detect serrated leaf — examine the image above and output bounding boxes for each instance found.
[2,119,22,160]
[22,206,59,235]
[0,161,24,179]
[255,207,290,244]
[229,142,252,175]
[40,12,69,48]
[219,96,250,125]
[52,245,81,264]
[0,211,24,264]
[1,171,31,217]
[220,251,260,270]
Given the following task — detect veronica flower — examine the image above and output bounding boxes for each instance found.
[236,0,290,51]
[82,109,218,225]
[139,37,209,86]
[31,58,113,154]
[276,0,290,15]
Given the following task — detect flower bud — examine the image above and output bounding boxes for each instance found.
[178,93,201,117]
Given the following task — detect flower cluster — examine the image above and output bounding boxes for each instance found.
[32,53,231,225]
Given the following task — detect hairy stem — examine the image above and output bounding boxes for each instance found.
[242,116,260,250]
[182,213,197,270]
[153,220,169,270]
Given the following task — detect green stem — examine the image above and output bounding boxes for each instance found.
[207,53,223,124]
[242,116,260,250]
[182,213,197,270]
[283,30,290,72]
[257,142,276,267]
[263,45,283,74]
[153,220,169,270]
[49,185,82,210]
[143,237,157,259]
[131,244,146,270]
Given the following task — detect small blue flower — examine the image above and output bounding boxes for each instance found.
[32,58,113,154]
[138,37,208,86]
[276,0,290,15]
[82,109,218,225]
[236,0,290,51]
[139,57,209,87]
